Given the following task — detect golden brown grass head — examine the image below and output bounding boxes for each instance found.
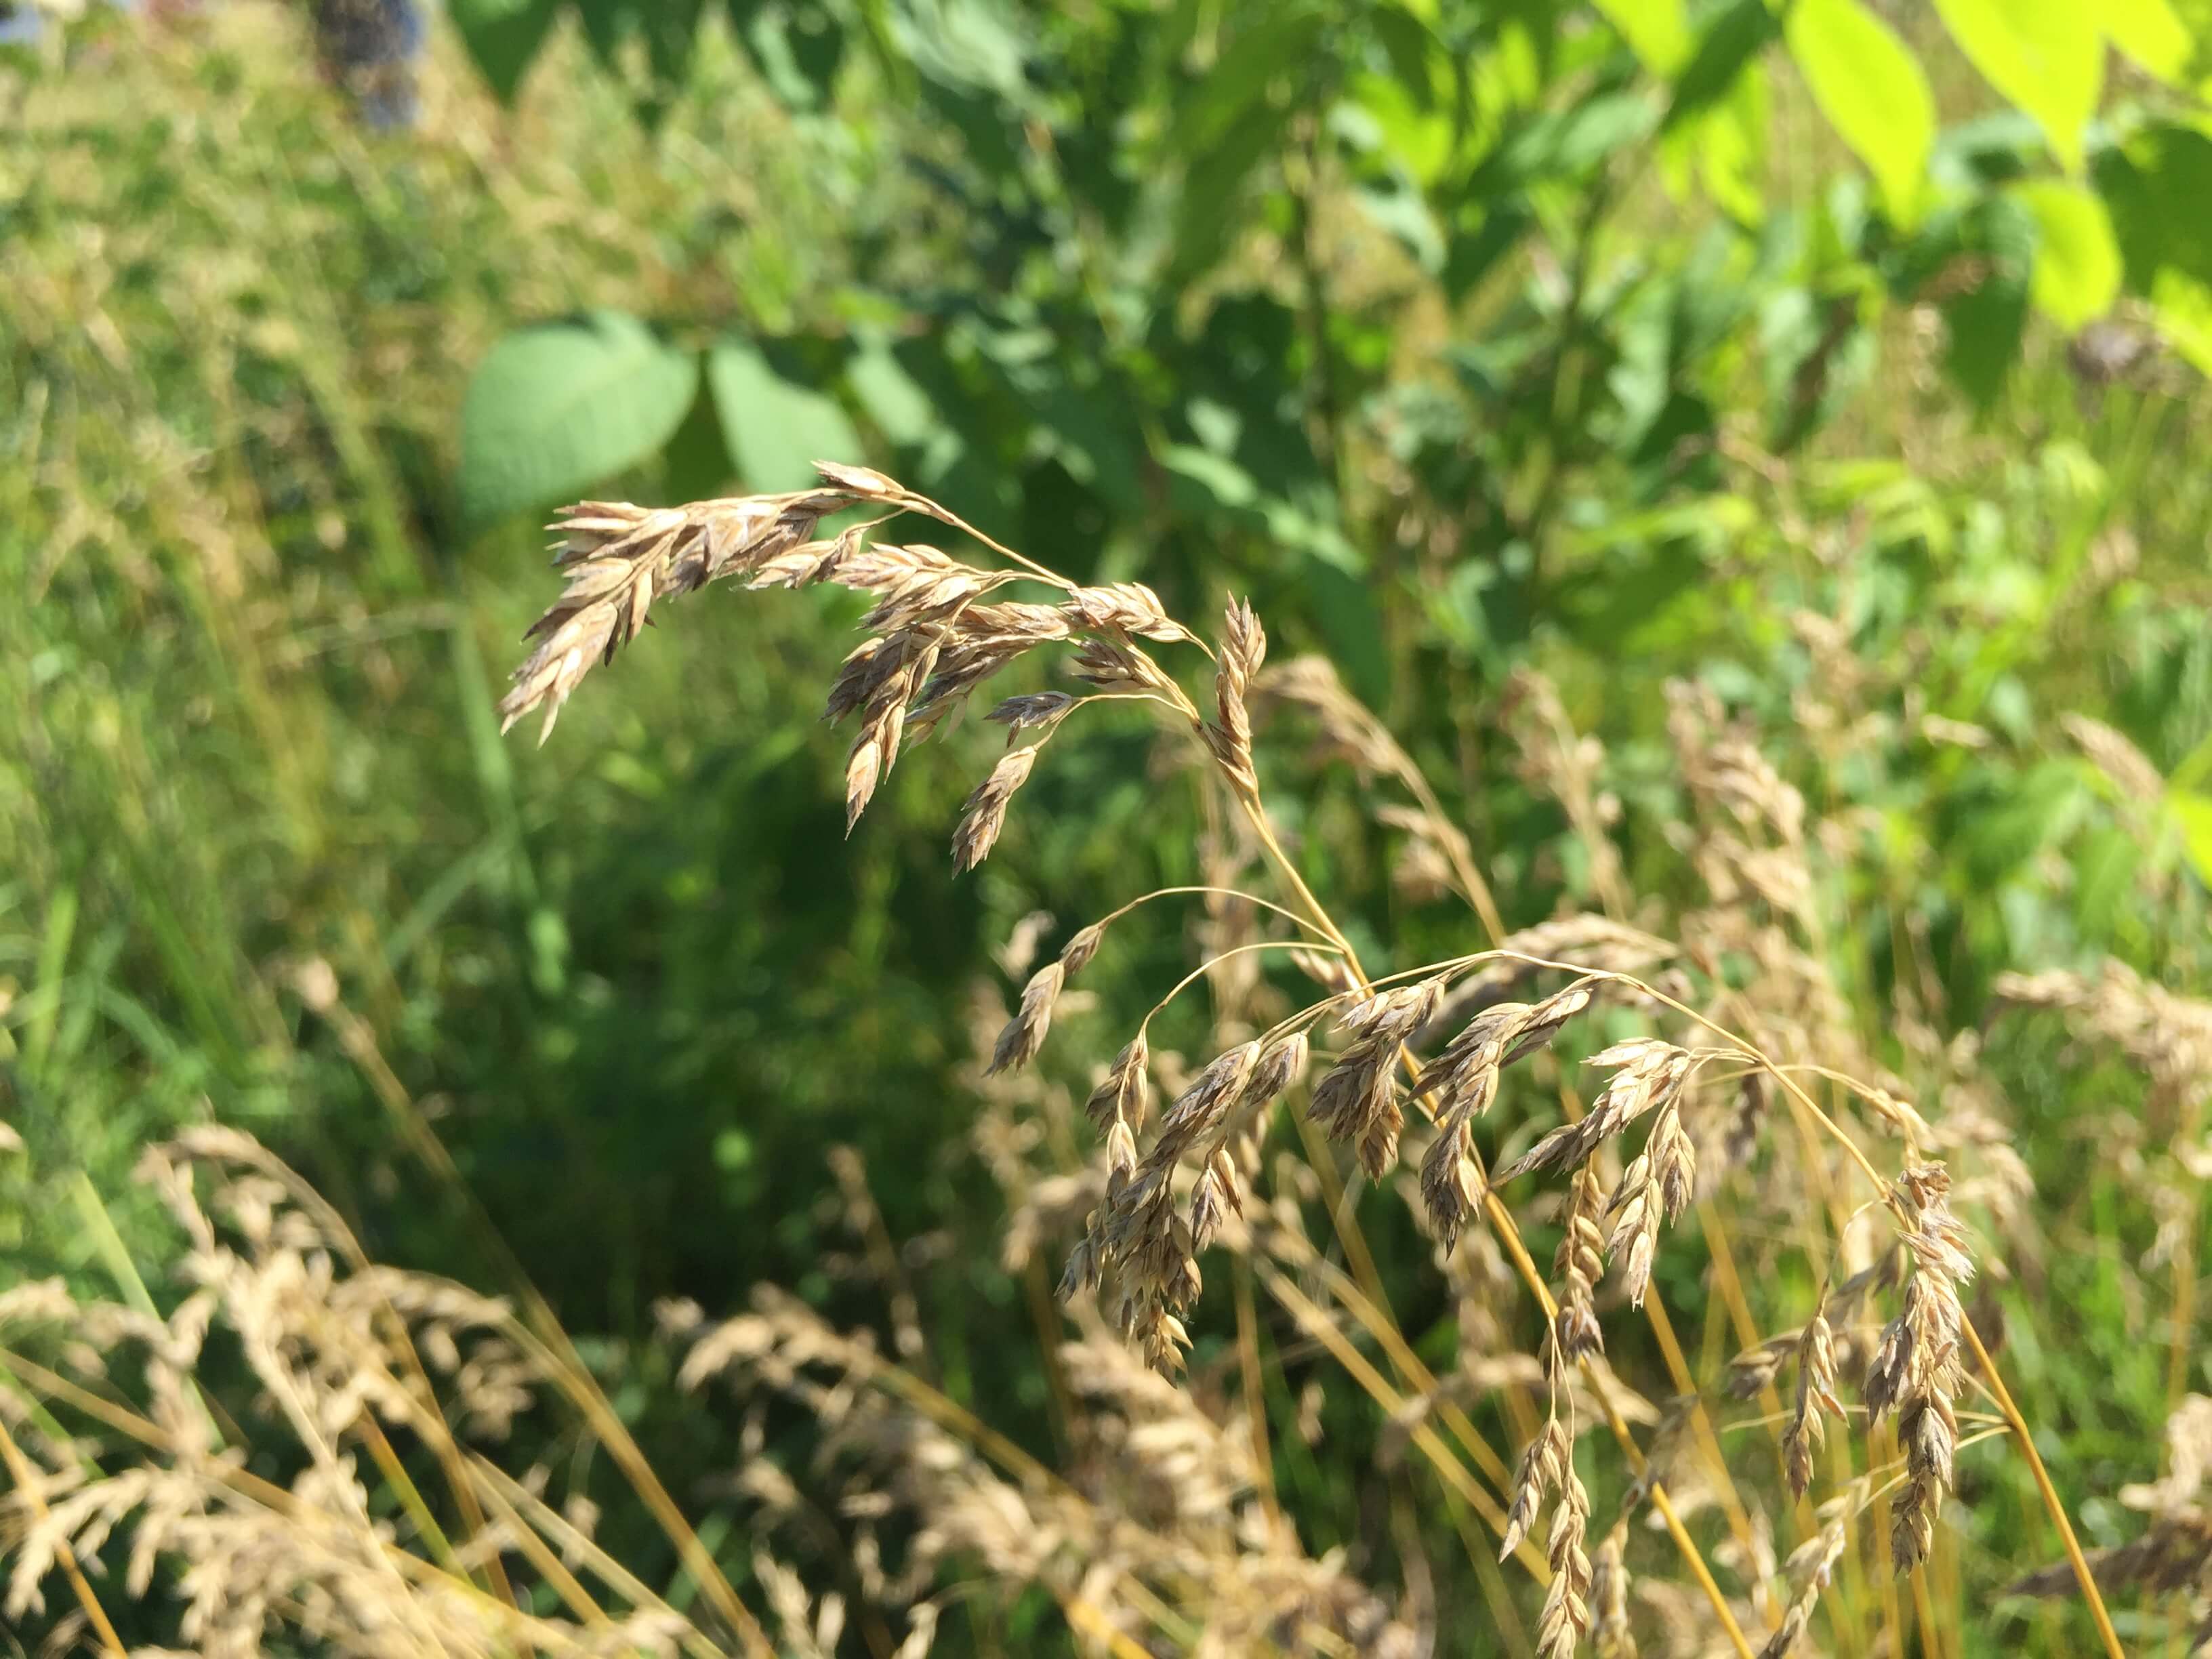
[14,460,2164,1657]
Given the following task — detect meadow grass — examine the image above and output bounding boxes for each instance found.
[2,7,2210,1656]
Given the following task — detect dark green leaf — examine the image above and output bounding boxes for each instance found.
[448,0,561,104]
[1941,195,2034,408]
[2095,125,2212,290]
[1166,8,1325,157]
[1370,5,1442,111]
[1662,0,1780,134]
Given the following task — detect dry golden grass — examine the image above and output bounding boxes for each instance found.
[489,463,2121,1654]
[16,459,2207,1656]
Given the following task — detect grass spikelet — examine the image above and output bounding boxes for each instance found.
[1496,1039,1691,1185]
[1780,1289,1842,1498]
[989,962,1065,1074]
[1500,1417,1570,1561]
[1866,1162,1971,1572]
[1537,1468,1593,1659]
[1554,1167,1607,1361]
[1307,979,1443,1177]
[1592,1523,1635,1658]
[1760,1498,1849,1658]
[1206,598,1265,795]
[1084,1035,1151,1135]
[952,745,1039,872]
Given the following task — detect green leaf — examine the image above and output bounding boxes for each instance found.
[1165,96,1297,286]
[2150,268,2212,377]
[1166,9,1326,157]
[1303,555,1391,710]
[2016,181,2121,331]
[846,340,936,449]
[1785,0,1935,225]
[709,340,865,493]
[1931,0,2100,173]
[659,380,737,504]
[1370,4,1444,110]
[573,0,634,66]
[1662,0,1780,135]
[1593,0,1690,74]
[1942,197,2034,408]
[448,0,561,104]
[2103,0,2192,85]
[2096,125,2212,290]
[642,0,708,85]
[1696,55,1769,224]
[2072,823,2142,942]
[2172,787,2212,890]
[459,311,700,527]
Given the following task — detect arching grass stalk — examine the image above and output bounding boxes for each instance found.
[494,462,2123,1659]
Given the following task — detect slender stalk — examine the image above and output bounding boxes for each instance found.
[1961,1315,2123,1659]
[1222,786,1756,1657]
[0,1414,126,1657]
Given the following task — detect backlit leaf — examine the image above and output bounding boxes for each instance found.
[1786,0,1935,225]
[2016,181,2121,331]
[1932,0,2100,173]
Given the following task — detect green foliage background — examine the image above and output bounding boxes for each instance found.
[3,0,2212,1652]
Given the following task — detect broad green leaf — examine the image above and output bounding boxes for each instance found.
[1932,0,2101,173]
[709,340,864,493]
[1300,556,1391,709]
[1165,96,1296,285]
[448,0,561,104]
[2016,181,2121,330]
[2103,0,2192,86]
[660,381,737,504]
[2172,787,2212,889]
[1786,0,1935,225]
[1593,0,1690,74]
[1351,70,1454,185]
[897,0,1027,98]
[2150,268,2212,377]
[1942,197,2034,408]
[1165,9,1326,156]
[733,1,849,108]
[2096,125,2212,289]
[459,312,700,527]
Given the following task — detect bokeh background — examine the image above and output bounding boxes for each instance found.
[4,1,2211,1653]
